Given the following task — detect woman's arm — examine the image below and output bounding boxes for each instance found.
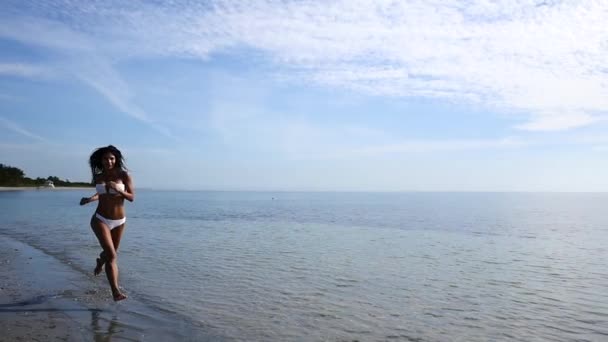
[80,193,99,205]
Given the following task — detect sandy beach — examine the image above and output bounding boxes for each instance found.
[0,233,219,342]
[0,186,94,191]
[0,187,159,192]
[0,235,159,341]
[0,236,98,341]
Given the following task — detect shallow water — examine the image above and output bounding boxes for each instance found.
[1,190,607,341]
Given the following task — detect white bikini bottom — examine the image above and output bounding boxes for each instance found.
[95,213,126,230]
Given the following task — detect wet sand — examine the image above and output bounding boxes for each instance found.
[0,236,146,341]
[0,236,96,341]
[0,234,223,341]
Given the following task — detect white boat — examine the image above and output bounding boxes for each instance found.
[39,180,55,189]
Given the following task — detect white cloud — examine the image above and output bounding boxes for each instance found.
[284,134,529,160]
[0,116,47,142]
[516,111,598,131]
[336,137,527,158]
[1,0,607,132]
[204,99,528,160]
[592,145,608,152]
[0,63,49,78]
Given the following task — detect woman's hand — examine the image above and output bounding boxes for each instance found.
[80,193,98,205]
[109,181,120,190]
[108,181,124,197]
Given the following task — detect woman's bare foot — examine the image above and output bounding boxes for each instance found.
[94,258,104,276]
[113,292,127,301]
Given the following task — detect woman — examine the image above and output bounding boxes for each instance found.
[80,145,135,301]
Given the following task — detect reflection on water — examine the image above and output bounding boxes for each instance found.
[91,311,122,342]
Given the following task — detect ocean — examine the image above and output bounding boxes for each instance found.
[1,190,607,341]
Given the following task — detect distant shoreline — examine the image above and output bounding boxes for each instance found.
[0,186,94,191]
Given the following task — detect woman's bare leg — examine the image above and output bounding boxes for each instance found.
[95,225,125,276]
[94,255,105,276]
[91,217,126,301]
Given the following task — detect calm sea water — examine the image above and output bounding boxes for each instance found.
[1,190,607,341]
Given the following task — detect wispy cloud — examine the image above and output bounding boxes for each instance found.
[205,100,528,159]
[0,63,49,78]
[280,128,528,160]
[0,116,47,142]
[0,15,172,138]
[337,137,527,158]
[0,93,23,101]
[1,1,607,132]
[72,57,176,139]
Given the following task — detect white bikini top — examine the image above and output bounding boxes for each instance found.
[96,183,125,195]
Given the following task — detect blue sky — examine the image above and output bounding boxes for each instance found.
[1,0,608,191]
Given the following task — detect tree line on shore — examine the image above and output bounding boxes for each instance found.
[0,163,91,187]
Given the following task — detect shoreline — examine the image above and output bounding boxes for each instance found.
[0,235,100,340]
[0,186,94,191]
[0,233,222,341]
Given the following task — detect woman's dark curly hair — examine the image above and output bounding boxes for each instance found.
[88,145,127,184]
